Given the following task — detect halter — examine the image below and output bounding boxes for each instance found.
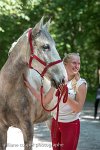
[28,28,68,138]
[28,28,62,78]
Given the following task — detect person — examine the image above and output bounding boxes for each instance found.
[24,53,87,150]
[94,84,100,119]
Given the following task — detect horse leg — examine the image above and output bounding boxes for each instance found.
[20,120,34,150]
[0,124,8,150]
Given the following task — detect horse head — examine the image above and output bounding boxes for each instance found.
[26,17,67,88]
[8,17,67,88]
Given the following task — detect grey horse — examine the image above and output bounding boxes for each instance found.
[0,17,67,150]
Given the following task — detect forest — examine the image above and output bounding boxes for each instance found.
[0,0,100,99]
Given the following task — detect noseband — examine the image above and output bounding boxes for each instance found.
[28,28,62,78]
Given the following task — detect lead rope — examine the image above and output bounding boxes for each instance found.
[40,78,68,138]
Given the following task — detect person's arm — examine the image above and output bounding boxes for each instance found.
[24,79,55,105]
[66,83,87,113]
[44,87,55,105]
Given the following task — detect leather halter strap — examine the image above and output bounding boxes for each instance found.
[28,28,62,77]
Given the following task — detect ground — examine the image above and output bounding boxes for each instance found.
[7,102,100,150]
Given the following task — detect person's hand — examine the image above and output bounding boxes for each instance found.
[75,72,80,81]
[58,84,68,103]
[58,84,66,95]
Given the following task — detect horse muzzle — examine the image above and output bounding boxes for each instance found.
[51,76,65,89]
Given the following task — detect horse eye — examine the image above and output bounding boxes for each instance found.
[34,30,41,38]
[42,44,50,51]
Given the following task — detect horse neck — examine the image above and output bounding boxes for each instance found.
[1,49,28,84]
[2,33,30,82]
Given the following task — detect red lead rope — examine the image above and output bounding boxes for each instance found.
[40,85,68,138]
[40,84,68,112]
[28,28,68,137]
[40,84,68,138]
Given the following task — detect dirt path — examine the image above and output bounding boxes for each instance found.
[7,102,100,150]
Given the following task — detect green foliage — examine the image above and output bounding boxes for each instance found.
[86,88,96,102]
[0,0,100,92]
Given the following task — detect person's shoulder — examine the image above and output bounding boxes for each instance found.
[79,78,87,83]
[77,78,87,87]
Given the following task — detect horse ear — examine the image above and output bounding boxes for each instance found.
[32,16,44,38]
[33,16,44,33]
[44,18,51,30]
[38,16,44,28]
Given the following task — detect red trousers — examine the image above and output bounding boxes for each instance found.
[51,118,80,150]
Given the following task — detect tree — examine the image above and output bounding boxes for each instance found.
[0,0,100,91]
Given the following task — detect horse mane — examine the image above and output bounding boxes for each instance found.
[8,28,30,56]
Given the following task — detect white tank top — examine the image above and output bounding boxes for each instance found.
[51,78,87,122]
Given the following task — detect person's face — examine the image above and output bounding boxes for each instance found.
[65,55,80,77]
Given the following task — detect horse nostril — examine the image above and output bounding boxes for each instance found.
[60,77,65,84]
[51,79,59,89]
[62,78,65,84]
[51,77,65,89]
